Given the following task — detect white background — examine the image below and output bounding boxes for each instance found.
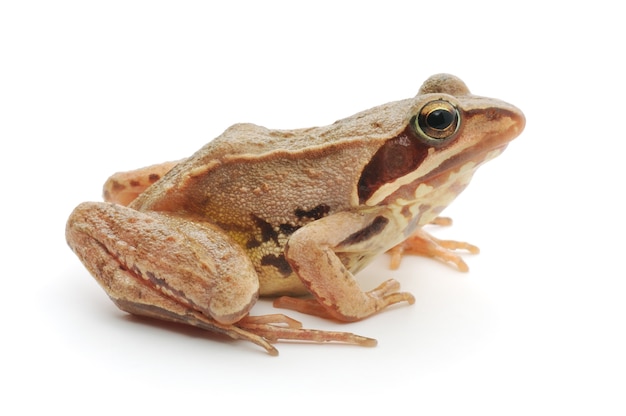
[2,1,624,414]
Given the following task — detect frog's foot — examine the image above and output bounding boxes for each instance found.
[274,279,415,321]
[388,226,479,272]
[191,313,377,356]
[115,302,375,357]
[237,315,377,351]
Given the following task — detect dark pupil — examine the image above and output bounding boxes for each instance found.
[426,109,454,130]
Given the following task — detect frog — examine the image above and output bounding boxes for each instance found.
[66,74,525,355]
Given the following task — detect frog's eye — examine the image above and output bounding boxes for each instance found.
[412,100,460,145]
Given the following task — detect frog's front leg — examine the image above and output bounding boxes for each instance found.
[277,210,415,322]
[66,202,374,355]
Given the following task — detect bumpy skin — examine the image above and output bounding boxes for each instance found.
[67,74,525,354]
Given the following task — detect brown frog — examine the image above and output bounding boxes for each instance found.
[66,74,525,355]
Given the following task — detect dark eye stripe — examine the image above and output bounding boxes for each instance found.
[357,128,429,204]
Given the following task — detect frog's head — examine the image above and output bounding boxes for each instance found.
[358,73,525,210]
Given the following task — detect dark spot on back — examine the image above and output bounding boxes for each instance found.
[148,174,160,183]
[295,204,330,220]
[130,180,141,187]
[246,239,261,249]
[251,215,279,244]
[279,223,300,235]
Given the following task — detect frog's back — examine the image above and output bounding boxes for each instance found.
[196,97,411,158]
[132,97,413,218]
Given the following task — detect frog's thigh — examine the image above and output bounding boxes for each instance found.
[283,210,415,322]
[103,160,183,206]
[66,202,259,325]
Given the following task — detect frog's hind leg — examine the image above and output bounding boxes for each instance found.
[66,201,262,343]
[103,160,183,206]
[66,202,375,355]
